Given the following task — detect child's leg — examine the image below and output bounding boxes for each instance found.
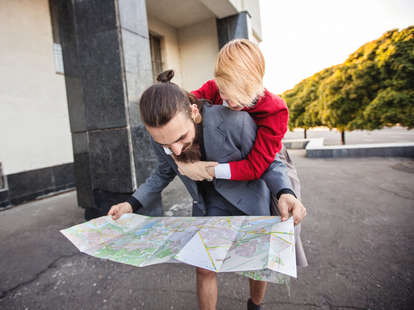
[249,278,267,306]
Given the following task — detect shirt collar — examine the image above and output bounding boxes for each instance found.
[163,147,172,155]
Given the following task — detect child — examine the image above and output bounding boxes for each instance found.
[177,39,290,184]
[176,39,309,274]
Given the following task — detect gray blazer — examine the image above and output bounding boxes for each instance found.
[132,104,293,216]
[132,104,308,267]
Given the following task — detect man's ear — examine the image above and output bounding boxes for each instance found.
[190,104,199,118]
[190,104,202,124]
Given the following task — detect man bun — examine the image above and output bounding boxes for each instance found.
[157,70,174,83]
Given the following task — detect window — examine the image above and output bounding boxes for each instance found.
[149,34,163,82]
[49,0,64,74]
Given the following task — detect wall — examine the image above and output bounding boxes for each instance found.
[241,0,262,41]
[178,17,219,91]
[147,15,220,92]
[0,0,72,175]
[147,14,183,86]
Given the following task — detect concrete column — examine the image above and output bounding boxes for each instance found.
[56,0,160,219]
[216,11,250,49]
[0,163,9,208]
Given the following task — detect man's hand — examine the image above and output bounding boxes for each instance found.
[108,202,133,220]
[175,160,218,181]
[278,194,307,225]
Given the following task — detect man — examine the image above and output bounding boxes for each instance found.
[108,73,307,310]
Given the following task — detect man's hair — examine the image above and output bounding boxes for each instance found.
[139,70,201,127]
[214,39,265,107]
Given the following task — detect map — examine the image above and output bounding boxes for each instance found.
[61,214,296,283]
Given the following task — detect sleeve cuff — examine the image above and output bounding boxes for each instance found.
[276,188,297,200]
[127,196,143,213]
[214,163,231,179]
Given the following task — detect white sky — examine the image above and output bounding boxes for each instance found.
[259,0,414,94]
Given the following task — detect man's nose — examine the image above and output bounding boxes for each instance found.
[170,143,183,155]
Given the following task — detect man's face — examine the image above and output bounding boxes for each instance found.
[146,111,197,158]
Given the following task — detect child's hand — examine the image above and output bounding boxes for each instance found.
[175,160,218,181]
[278,194,307,225]
[108,202,133,220]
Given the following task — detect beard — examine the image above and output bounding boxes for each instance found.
[173,145,201,163]
[173,122,202,163]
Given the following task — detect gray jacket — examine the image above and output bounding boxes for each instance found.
[132,104,293,216]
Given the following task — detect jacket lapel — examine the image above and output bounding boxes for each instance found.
[203,108,227,161]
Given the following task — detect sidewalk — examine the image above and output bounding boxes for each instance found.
[284,126,414,146]
[1,151,413,309]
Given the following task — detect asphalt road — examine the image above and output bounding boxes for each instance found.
[0,151,413,309]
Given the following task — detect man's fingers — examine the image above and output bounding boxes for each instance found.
[292,203,307,225]
[277,200,290,221]
[203,161,218,167]
[108,206,121,219]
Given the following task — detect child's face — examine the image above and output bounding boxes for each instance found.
[219,91,244,111]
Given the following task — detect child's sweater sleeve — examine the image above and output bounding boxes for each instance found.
[191,80,222,105]
[192,80,288,181]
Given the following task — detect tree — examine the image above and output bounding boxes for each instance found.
[283,67,335,138]
[283,26,414,144]
[361,26,414,129]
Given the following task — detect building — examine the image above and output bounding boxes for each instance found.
[0,0,262,217]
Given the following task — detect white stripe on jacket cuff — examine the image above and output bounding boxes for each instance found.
[214,163,231,179]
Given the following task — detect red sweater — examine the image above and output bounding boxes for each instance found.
[192,80,288,180]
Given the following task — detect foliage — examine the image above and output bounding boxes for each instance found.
[282,26,414,137]
[282,67,336,131]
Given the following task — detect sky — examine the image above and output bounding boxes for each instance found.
[259,0,414,94]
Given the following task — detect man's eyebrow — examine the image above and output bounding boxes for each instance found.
[157,131,188,146]
[171,132,188,144]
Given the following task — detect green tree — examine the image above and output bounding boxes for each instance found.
[361,26,414,129]
[283,67,335,138]
[283,26,414,144]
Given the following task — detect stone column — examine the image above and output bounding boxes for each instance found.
[56,0,160,219]
[0,163,9,208]
[216,11,250,49]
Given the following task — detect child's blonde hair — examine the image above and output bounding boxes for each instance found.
[214,39,265,108]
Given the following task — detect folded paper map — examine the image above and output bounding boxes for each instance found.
[61,214,297,283]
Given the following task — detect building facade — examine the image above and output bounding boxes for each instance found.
[0,0,262,216]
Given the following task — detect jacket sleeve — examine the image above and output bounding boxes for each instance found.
[239,112,294,197]
[131,140,177,210]
[229,106,288,180]
[260,155,294,197]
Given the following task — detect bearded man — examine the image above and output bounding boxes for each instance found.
[108,71,307,310]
